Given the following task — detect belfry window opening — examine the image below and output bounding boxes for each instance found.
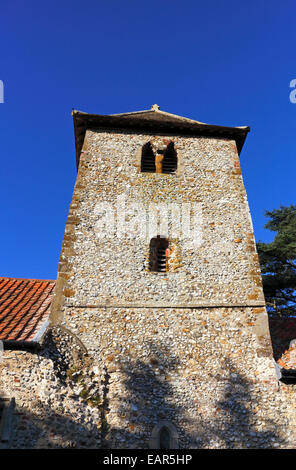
[141,142,155,172]
[141,142,177,174]
[162,142,177,174]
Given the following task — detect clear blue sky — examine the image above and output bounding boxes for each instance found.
[1,0,295,279]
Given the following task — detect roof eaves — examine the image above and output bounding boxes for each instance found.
[0,277,55,283]
[72,108,250,169]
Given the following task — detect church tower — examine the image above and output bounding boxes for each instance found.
[50,105,280,448]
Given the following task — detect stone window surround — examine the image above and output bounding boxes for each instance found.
[149,420,179,449]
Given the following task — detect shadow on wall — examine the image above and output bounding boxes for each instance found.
[5,400,101,449]
[1,328,101,449]
[102,342,283,449]
[2,338,284,449]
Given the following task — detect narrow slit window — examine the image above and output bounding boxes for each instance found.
[149,421,179,449]
[0,398,14,445]
[159,426,171,449]
[149,236,169,272]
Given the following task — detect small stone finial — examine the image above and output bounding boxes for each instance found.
[151,104,160,111]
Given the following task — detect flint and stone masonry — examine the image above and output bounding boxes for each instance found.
[1,106,296,448]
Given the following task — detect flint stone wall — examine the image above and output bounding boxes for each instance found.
[0,327,102,449]
[62,305,296,448]
[51,129,264,319]
[1,319,296,448]
[24,127,294,448]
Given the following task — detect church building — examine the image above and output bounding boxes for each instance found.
[1,106,296,448]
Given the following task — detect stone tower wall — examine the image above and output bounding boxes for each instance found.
[47,128,296,448]
[52,129,265,313]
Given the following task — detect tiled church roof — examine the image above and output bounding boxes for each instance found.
[277,345,296,370]
[268,317,296,360]
[269,317,296,370]
[0,277,55,342]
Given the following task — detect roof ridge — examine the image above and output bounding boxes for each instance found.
[75,105,249,130]
[81,106,209,125]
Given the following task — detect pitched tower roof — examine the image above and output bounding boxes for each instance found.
[72,104,250,168]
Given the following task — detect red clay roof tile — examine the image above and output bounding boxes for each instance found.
[277,345,296,369]
[0,277,55,341]
[269,317,296,370]
[268,317,296,361]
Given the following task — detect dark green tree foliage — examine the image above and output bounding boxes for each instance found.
[257,205,296,316]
